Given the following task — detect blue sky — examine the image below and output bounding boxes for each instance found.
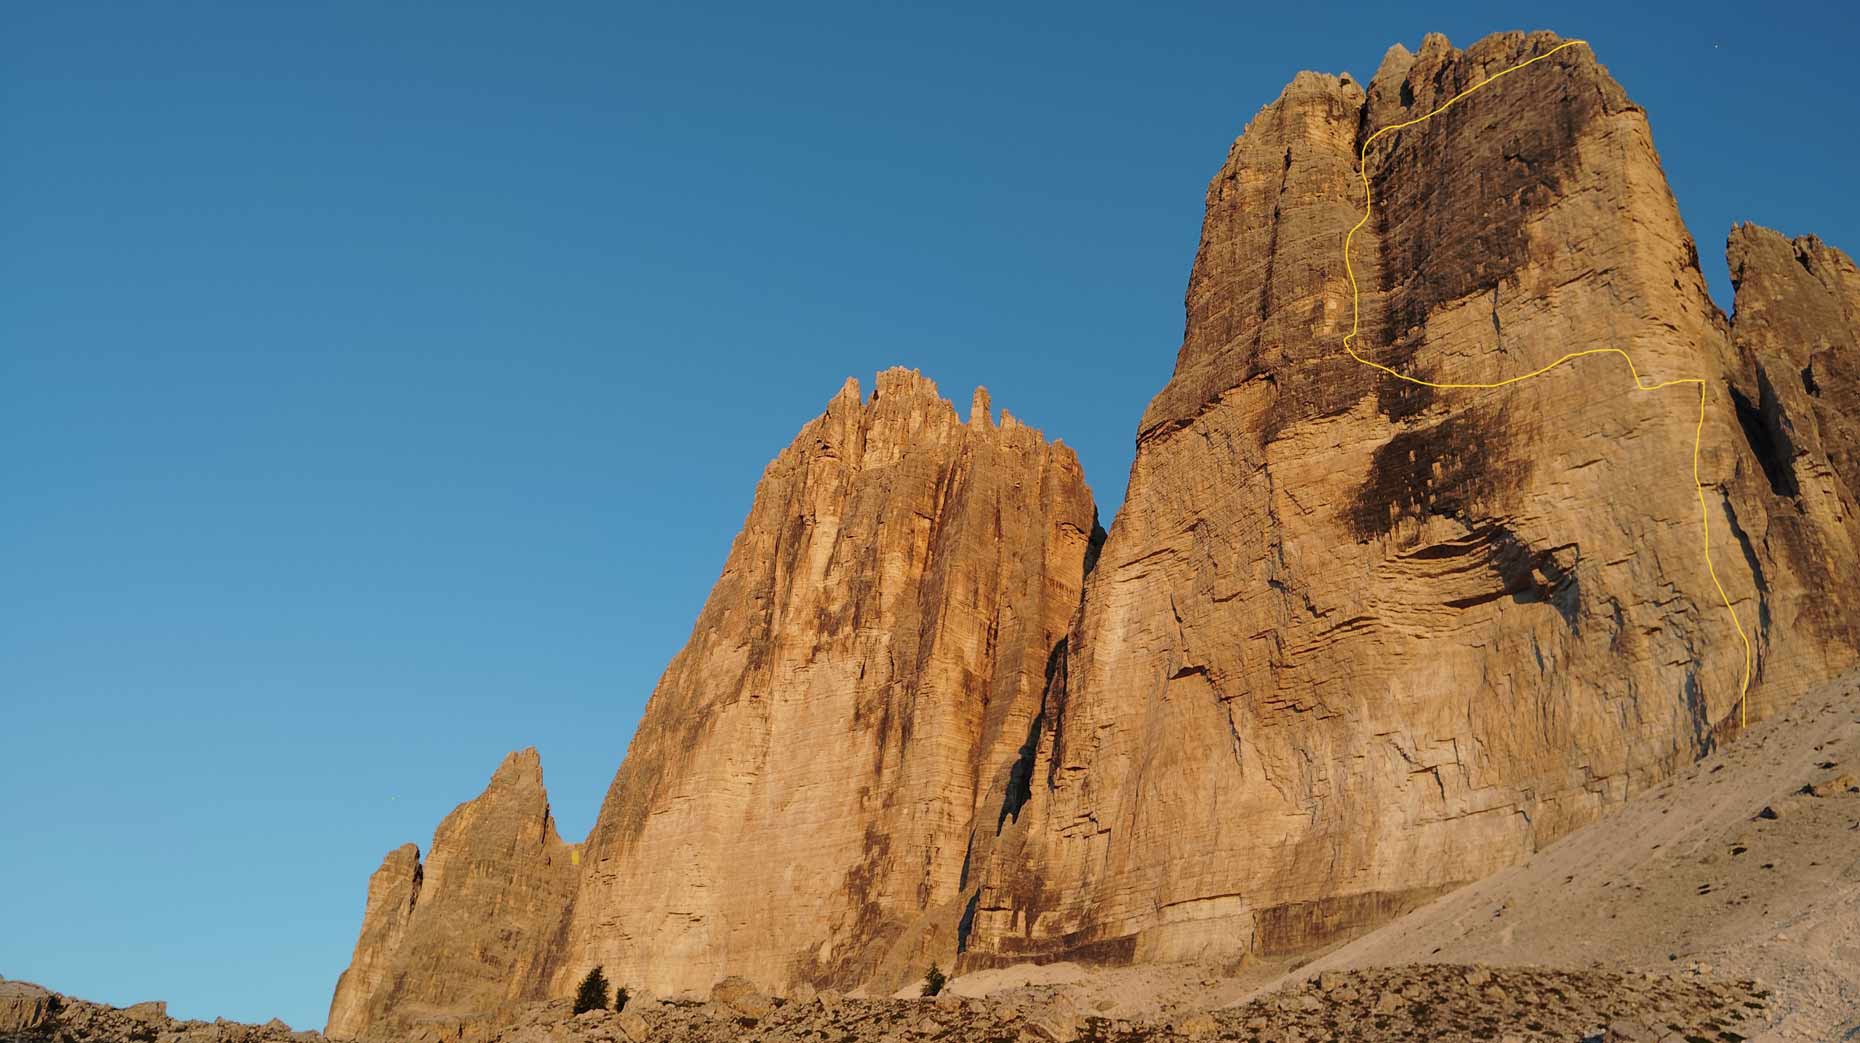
[3,0,1854,1031]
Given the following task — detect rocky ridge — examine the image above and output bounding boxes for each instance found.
[328,370,1100,1036]
[325,28,1860,1040]
[958,28,1859,973]
[0,980,320,1043]
[326,750,575,1039]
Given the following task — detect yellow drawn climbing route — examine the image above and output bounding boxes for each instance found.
[1340,38,1754,726]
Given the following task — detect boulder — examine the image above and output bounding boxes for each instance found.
[613,1010,649,1043]
[1020,994,1078,1043]
[708,977,772,1022]
[1808,773,1858,797]
[1169,1011,1220,1039]
[125,1000,170,1023]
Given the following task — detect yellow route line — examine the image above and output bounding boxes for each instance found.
[1339,38,1753,727]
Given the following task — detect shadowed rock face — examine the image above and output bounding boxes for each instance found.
[329,30,1860,1036]
[326,750,575,1040]
[957,30,1860,971]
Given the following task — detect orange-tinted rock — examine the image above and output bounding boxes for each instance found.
[1723,224,1860,663]
[328,29,1860,1034]
[958,30,1860,971]
[327,750,575,1040]
[328,372,1097,1032]
[548,369,1096,998]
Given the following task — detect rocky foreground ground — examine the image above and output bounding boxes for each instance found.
[0,982,315,1043]
[15,674,1860,1043]
[3,964,1772,1043]
[1283,672,1860,1041]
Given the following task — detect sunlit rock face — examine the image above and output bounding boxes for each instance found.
[957,30,1860,972]
[328,30,1860,1038]
[327,749,575,1040]
[551,369,1098,998]
[329,371,1097,1034]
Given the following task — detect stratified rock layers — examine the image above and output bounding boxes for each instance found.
[959,31,1860,969]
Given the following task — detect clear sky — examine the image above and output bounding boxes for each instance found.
[3,0,1854,1031]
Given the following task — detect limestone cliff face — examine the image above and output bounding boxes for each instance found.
[1724,224,1860,655]
[549,369,1096,997]
[958,31,1860,970]
[1728,227,1860,499]
[328,371,1097,1033]
[327,750,575,1040]
[329,30,1860,1034]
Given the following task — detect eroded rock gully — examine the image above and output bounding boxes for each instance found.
[326,30,1859,1039]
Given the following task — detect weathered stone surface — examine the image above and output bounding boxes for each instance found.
[1,980,55,1034]
[709,977,772,1022]
[1806,772,1857,797]
[0,982,314,1043]
[328,372,1097,1033]
[539,369,1096,1001]
[361,965,1774,1043]
[124,1001,167,1023]
[326,749,576,1040]
[325,28,1859,1036]
[612,1010,648,1042]
[1729,226,1860,500]
[1724,223,1860,688]
[959,30,1860,971]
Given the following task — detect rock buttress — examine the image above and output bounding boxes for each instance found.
[960,31,1860,972]
[542,369,1097,998]
[1721,224,1860,709]
[327,749,575,1039]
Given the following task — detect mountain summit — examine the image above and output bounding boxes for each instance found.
[327,30,1859,1040]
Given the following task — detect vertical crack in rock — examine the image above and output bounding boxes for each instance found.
[1719,496,1772,658]
[1729,376,1800,497]
[999,639,1067,831]
[1082,515,1108,580]
[954,890,980,954]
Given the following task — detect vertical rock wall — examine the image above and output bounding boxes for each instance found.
[959,30,1860,971]
[328,372,1097,1034]
[551,370,1096,998]
[327,750,576,1039]
[328,31,1860,1037]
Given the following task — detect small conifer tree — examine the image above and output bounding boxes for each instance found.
[613,984,631,1013]
[922,963,947,998]
[573,966,611,1014]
